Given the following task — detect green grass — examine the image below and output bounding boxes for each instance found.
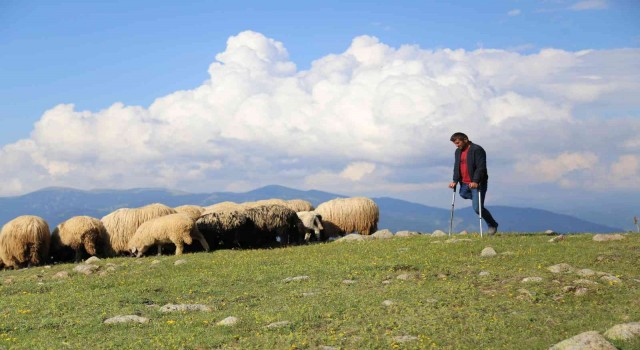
[1,233,639,349]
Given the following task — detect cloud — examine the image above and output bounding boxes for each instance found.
[0,31,639,203]
[507,9,522,16]
[569,0,608,10]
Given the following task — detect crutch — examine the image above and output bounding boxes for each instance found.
[478,184,483,238]
[448,184,456,237]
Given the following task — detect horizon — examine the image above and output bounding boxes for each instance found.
[1,1,639,230]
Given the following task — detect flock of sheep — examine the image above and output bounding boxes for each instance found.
[0,197,379,269]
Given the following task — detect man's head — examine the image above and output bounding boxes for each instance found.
[450,132,469,149]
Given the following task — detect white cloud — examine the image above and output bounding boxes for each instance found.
[0,30,639,202]
[507,9,522,16]
[569,0,608,10]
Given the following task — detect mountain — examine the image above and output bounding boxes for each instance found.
[0,185,623,233]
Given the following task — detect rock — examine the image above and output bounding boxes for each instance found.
[593,234,625,242]
[335,233,365,242]
[85,256,101,264]
[395,230,419,237]
[396,273,413,280]
[576,269,596,277]
[392,335,419,342]
[480,247,497,257]
[266,321,291,329]
[604,322,640,341]
[549,235,566,243]
[216,316,239,326]
[547,263,575,274]
[382,300,394,306]
[479,271,490,276]
[372,229,394,239]
[600,275,622,284]
[104,315,149,324]
[431,230,447,237]
[342,279,356,284]
[521,277,543,283]
[73,264,99,275]
[545,229,558,235]
[574,279,599,286]
[445,238,473,243]
[53,271,69,279]
[283,275,310,283]
[575,287,589,296]
[302,292,316,297]
[549,331,616,350]
[458,230,469,235]
[174,259,187,266]
[159,304,211,313]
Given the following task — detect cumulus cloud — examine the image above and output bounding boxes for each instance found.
[569,0,608,10]
[0,30,639,202]
[507,9,522,16]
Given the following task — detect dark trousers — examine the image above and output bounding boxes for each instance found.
[459,182,498,228]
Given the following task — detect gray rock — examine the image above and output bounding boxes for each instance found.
[73,264,99,275]
[458,230,469,235]
[395,230,419,237]
[382,300,394,306]
[575,287,589,296]
[342,279,356,284]
[576,269,596,277]
[548,263,575,274]
[604,322,640,341]
[216,316,239,326]
[545,229,558,235]
[593,234,625,242]
[53,271,69,279]
[335,233,366,242]
[372,229,394,239]
[283,275,310,283]
[549,235,566,243]
[104,315,149,324]
[521,277,543,283]
[549,331,616,350]
[396,273,413,280]
[392,335,418,342]
[479,271,490,276]
[480,247,497,257]
[266,321,291,329]
[85,256,101,264]
[159,304,211,312]
[174,259,187,266]
[600,275,622,284]
[431,230,447,237]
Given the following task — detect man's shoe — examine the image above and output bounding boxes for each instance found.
[487,225,498,236]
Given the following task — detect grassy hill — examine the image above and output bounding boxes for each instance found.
[1,233,639,349]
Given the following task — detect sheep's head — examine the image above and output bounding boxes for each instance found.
[130,246,147,258]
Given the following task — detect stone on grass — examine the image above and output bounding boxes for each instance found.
[342,279,356,284]
[372,229,394,239]
[593,234,625,242]
[549,331,616,350]
[104,315,149,324]
[604,322,640,341]
[479,271,490,276]
[395,230,419,237]
[85,256,101,264]
[382,300,394,306]
[283,275,310,283]
[458,230,469,235]
[159,304,211,313]
[600,275,622,284]
[574,279,599,286]
[431,230,447,237]
[393,335,418,342]
[445,238,473,244]
[396,273,414,280]
[73,264,99,275]
[547,263,575,274]
[549,235,566,243]
[521,277,543,283]
[335,233,366,242]
[174,259,187,266]
[576,269,596,277]
[266,321,291,329]
[217,316,239,326]
[545,229,558,235]
[481,247,497,257]
[53,271,69,279]
[575,287,589,296]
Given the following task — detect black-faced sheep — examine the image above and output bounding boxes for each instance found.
[128,213,208,257]
[51,216,108,262]
[0,215,51,269]
[296,211,324,242]
[196,209,255,249]
[315,197,379,238]
[173,205,205,221]
[101,203,177,256]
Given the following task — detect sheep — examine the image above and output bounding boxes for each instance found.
[202,201,244,215]
[196,209,255,249]
[296,211,324,242]
[174,205,205,221]
[286,199,314,212]
[0,215,51,269]
[243,204,305,246]
[241,199,288,209]
[51,216,108,262]
[101,203,177,256]
[128,213,207,257]
[315,197,379,238]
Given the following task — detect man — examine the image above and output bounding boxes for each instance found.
[448,132,499,235]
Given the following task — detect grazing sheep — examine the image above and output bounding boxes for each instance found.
[315,197,379,238]
[241,199,288,209]
[196,209,255,249]
[0,215,51,269]
[101,203,177,256]
[244,204,305,246]
[174,205,205,221]
[128,213,207,257]
[296,211,324,242]
[202,201,243,215]
[51,216,108,262]
[286,199,314,212]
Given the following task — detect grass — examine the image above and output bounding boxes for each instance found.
[1,233,639,349]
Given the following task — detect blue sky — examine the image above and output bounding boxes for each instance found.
[1,0,639,229]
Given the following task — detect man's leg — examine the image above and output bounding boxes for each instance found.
[472,186,498,230]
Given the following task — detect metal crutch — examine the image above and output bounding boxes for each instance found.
[478,184,483,238]
[448,184,456,237]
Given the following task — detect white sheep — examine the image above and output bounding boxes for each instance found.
[51,216,108,262]
[315,197,379,238]
[296,211,324,242]
[128,213,208,257]
[0,215,51,269]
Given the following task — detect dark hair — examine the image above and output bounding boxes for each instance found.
[450,132,468,142]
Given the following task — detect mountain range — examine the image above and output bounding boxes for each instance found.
[0,185,624,233]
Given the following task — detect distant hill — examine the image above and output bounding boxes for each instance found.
[0,185,623,233]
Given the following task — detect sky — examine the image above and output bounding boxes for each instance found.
[1,0,639,229]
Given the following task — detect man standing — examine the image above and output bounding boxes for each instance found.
[448,132,499,235]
